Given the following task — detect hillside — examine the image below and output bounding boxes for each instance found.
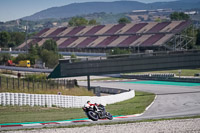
[22,1,148,21]
[22,0,200,21]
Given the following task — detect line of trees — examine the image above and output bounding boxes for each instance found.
[170,12,190,21]
[15,39,62,68]
[0,31,25,48]
[0,39,62,68]
[68,17,100,27]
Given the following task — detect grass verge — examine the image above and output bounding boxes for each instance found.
[0,91,155,124]
[0,75,94,96]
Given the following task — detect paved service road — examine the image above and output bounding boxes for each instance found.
[79,80,200,119]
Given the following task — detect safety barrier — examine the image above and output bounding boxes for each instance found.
[0,90,135,108]
[121,73,175,79]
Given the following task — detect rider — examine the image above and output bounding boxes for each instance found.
[84,101,96,109]
[84,101,106,115]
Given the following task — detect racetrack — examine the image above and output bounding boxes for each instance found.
[79,80,200,119]
[1,80,200,131]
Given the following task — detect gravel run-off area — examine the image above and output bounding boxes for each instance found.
[3,118,200,133]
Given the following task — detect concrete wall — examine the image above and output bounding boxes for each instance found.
[51,51,200,78]
[0,90,135,108]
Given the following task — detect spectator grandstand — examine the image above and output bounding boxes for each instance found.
[18,21,191,52]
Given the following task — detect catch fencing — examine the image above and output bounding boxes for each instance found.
[0,76,78,93]
[0,90,135,108]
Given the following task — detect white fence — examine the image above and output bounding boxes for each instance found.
[0,90,135,108]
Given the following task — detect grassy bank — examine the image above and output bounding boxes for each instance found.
[0,75,94,96]
[0,91,155,124]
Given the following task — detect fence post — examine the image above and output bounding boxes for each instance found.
[7,77,8,89]
[28,80,30,92]
[13,78,15,90]
[42,80,43,89]
[45,80,47,89]
[0,76,1,89]
[37,81,39,90]
[33,80,35,92]
[18,78,20,89]
[64,80,66,88]
[57,80,59,89]
[23,79,24,91]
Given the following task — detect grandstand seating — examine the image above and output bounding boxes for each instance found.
[147,22,170,33]
[108,36,128,47]
[68,37,87,48]
[154,34,173,46]
[18,20,191,50]
[141,34,165,46]
[105,24,125,34]
[130,35,152,46]
[35,28,50,37]
[118,35,140,47]
[89,36,107,47]
[171,21,190,33]
[125,23,148,34]
[64,26,85,36]
[138,22,157,33]
[84,25,105,35]
[48,27,67,37]
[76,37,98,48]
[96,36,119,47]
[41,28,58,37]
[59,37,78,48]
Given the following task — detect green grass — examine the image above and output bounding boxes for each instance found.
[0,91,155,124]
[107,91,155,115]
[89,77,123,81]
[127,68,200,76]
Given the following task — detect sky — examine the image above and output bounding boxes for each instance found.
[0,0,176,22]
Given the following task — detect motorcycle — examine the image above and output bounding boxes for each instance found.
[82,104,113,121]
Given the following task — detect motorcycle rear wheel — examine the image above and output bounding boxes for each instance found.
[87,111,99,121]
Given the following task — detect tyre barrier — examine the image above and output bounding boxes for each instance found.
[0,90,135,108]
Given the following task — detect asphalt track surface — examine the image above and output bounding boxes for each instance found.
[80,80,200,119]
[1,80,200,130]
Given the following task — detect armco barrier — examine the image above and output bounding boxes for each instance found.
[0,90,135,108]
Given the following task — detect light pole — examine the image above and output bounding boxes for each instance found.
[178,69,182,78]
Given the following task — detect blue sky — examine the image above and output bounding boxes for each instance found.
[0,0,176,22]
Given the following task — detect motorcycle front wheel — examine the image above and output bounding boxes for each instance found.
[107,112,113,120]
[87,111,99,121]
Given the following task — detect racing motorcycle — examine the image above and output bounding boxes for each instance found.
[82,104,113,121]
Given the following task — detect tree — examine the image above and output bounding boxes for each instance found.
[13,53,28,64]
[68,17,88,27]
[88,19,99,25]
[170,12,190,21]
[109,48,131,55]
[0,53,11,65]
[196,29,200,46]
[28,44,40,65]
[118,17,131,24]
[0,31,11,47]
[40,49,59,68]
[9,32,25,47]
[42,39,57,52]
